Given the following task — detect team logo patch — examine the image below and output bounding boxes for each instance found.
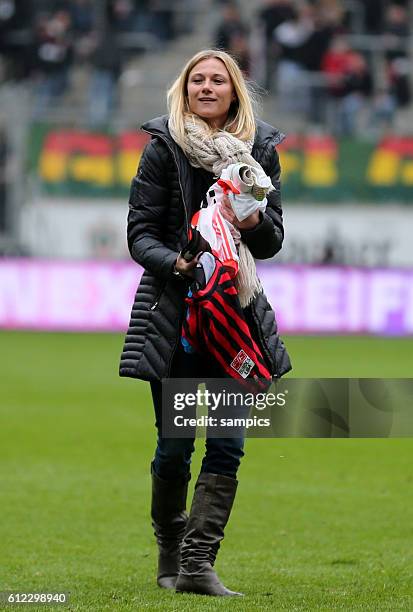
[230,350,255,378]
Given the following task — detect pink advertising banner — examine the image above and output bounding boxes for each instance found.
[1,259,412,335]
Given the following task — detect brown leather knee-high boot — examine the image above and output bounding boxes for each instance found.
[151,463,190,589]
[175,472,243,596]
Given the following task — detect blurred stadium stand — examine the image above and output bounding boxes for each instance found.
[0,0,211,125]
[1,0,412,128]
[1,0,413,264]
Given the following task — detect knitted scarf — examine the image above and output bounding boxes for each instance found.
[169,114,263,307]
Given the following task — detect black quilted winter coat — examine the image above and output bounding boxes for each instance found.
[119,115,291,381]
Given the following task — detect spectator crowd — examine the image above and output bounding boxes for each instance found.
[213,0,412,134]
[0,0,190,125]
[0,0,412,133]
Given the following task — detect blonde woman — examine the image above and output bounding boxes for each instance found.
[120,49,291,596]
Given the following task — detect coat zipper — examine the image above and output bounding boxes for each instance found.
[150,283,165,311]
[142,127,189,375]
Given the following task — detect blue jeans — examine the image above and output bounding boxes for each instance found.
[150,343,245,480]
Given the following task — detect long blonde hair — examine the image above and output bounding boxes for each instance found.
[167,49,257,149]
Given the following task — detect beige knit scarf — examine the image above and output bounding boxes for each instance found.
[169,114,263,307]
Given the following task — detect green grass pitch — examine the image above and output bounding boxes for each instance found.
[1,331,412,611]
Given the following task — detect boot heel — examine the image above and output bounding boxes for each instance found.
[176,564,243,596]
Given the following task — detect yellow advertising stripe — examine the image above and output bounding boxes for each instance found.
[69,155,114,186]
[367,150,399,186]
[117,150,142,185]
[39,151,67,182]
[401,160,413,185]
[278,151,300,181]
[303,152,337,187]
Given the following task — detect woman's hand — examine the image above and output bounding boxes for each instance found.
[236,211,260,230]
[174,253,200,278]
[221,195,260,230]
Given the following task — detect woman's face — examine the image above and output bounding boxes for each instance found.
[187,57,236,129]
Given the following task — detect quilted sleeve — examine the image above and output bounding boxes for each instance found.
[127,138,179,280]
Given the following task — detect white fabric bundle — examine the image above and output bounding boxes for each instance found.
[219,162,273,222]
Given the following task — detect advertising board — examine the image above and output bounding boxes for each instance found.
[1,260,412,335]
